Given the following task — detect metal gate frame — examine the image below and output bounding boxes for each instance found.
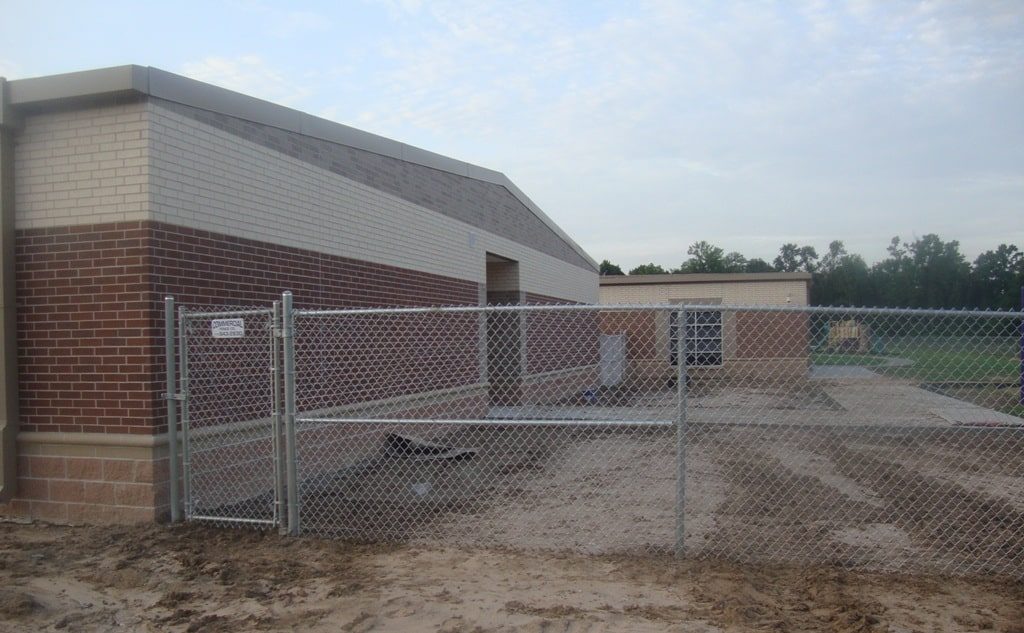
[166,298,286,530]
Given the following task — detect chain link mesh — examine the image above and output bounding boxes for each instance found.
[685,307,1023,577]
[180,306,280,526]
[290,306,676,553]
[179,301,1024,577]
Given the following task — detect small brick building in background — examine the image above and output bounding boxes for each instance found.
[0,66,599,524]
[599,273,812,382]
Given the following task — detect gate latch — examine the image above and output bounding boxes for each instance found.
[162,392,186,401]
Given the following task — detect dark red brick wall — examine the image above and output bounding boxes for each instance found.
[598,310,659,360]
[293,310,483,415]
[16,222,156,435]
[149,223,480,309]
[16,220,482,435]
[734,312,810,359]
[522,293,598,375]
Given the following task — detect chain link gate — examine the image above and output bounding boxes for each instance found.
[168,293,1024,577]
[174,303,284,527]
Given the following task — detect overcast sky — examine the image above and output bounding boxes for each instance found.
[3,1,1022,269]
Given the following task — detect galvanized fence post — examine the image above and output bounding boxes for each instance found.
[164,296,180,523]
[282,292,300,535]
[177,305,191,520]
[675,306,688,558]
[271,300,286,533]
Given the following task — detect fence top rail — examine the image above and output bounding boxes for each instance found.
[296,417,675,427]
[293,303,1024,319]
[181,307,273,319]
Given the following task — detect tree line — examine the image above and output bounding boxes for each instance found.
[599,236,1024,310]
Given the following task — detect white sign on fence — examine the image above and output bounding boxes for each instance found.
[211,318,245,338]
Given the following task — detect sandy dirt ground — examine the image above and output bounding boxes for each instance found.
[294,417,1023,577]
[0,521,1021,633]
[190,374,1023,581]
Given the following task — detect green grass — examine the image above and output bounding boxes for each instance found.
[812,336,1024,417]
[813,337,1019,382]
[811,352,887,367]
[877,337,1019,383]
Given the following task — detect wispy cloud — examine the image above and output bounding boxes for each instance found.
[0,59,21,80]
[951,173,1024,193]
[9,0,1013,267]
[226,1,333,38]
[322,0,1022,265]
[371,0,425,19]
[179,55,314,106]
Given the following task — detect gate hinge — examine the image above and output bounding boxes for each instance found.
[162,392,186,402]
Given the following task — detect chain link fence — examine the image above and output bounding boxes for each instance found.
[170,295,1024,577]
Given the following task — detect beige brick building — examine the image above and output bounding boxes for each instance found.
[0,66,598,524]
[600,272,810,306]
[599,273,812,381]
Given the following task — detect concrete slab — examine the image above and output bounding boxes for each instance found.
[486,370,1024,429]
[810,365,881,380]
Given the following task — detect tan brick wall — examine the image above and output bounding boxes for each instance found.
[147,103,597,303]
[13,100,597,303]
[14,102,150,230]
[599,279,809,306]
[0,432,170,524]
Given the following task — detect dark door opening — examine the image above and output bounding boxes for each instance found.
[485,254,522,406]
